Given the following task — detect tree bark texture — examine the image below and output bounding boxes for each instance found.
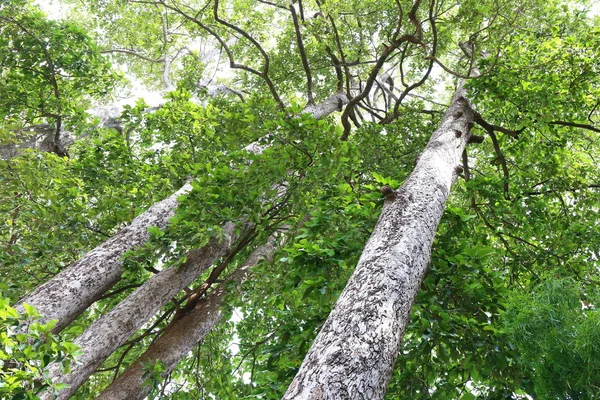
[96,234,279,400]
[42,222,238,400]
[15,183,192,332]
[283,85,475,400]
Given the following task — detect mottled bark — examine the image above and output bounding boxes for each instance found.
[283,85,476,399]
[0,102,125,159]
[15,183,192,332]
[96,234,279,400]
[42,222,239,400]
[303,92,347,120]
[0,124,74,159]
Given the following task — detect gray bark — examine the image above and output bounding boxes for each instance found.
[283,85,476,399]
[0,102,125,159]
[96,234,279,400]
[0,124,74,160]
[15,183,192,332]
[42,222,239,400]
[303,92,348,120]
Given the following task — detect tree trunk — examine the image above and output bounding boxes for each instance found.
[283,84,476,399]
[96,234,279,400]
[15,183,192,332]
[41,222,238,400]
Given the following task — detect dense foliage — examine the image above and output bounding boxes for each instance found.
[1,0,599,398]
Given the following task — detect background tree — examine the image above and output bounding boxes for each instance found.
[1,0,599,398]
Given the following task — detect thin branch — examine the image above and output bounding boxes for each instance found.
[233,331,276,374]
[83,224,112,238]
[178,228,258,315]
[472,200,517,258]
[462,149,471,181]
[487,129,510,200]
[256,0,287,10]
[588,99,599,124]
[524,184,600,196]
[391,0,404,40]
[549,120,600,133]
[356,102,385,121]
[323,46,344,92]
[426,56,472,79]
[8,15,66,156]
[290,4,314,104]
[406,92,448,108]
[100,49,165,63]
[339,32,425,138]
[408,0,423,39]
[159,0,285,109]
[297,0,305,21]
[161,9,173,89]
[473,112,522,138]
[199,83,246,102]
[212,0,284,107]
[381,0,436,124]
[327,14,352,96]
[96,284,142,301]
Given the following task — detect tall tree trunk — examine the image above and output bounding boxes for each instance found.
[96,234,279,400]
[15,183,192,332]
[41,222,239,400]
[283,84,476,399]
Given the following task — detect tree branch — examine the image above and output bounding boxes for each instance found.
[290,4,314,104]
[549,120,600,133]
[487,128,510,200]
[100,49,166,63]
[380,0,437,125]
[212,0,284,108]
[159,0,285,109]
[425,56,472,79]
[473,112,522,138]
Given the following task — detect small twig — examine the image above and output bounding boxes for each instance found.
[425,56,472,79]
[97,284,142,301]
[84,224,111,238]
[100,49,165,63]
[462,149,471,181]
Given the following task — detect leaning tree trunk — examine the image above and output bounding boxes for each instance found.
[283,84,476,399]
[41,222,239,400]
[15,183,192,332]
[96,234,279,400]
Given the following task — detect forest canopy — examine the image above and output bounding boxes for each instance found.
[0,0,599,399]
